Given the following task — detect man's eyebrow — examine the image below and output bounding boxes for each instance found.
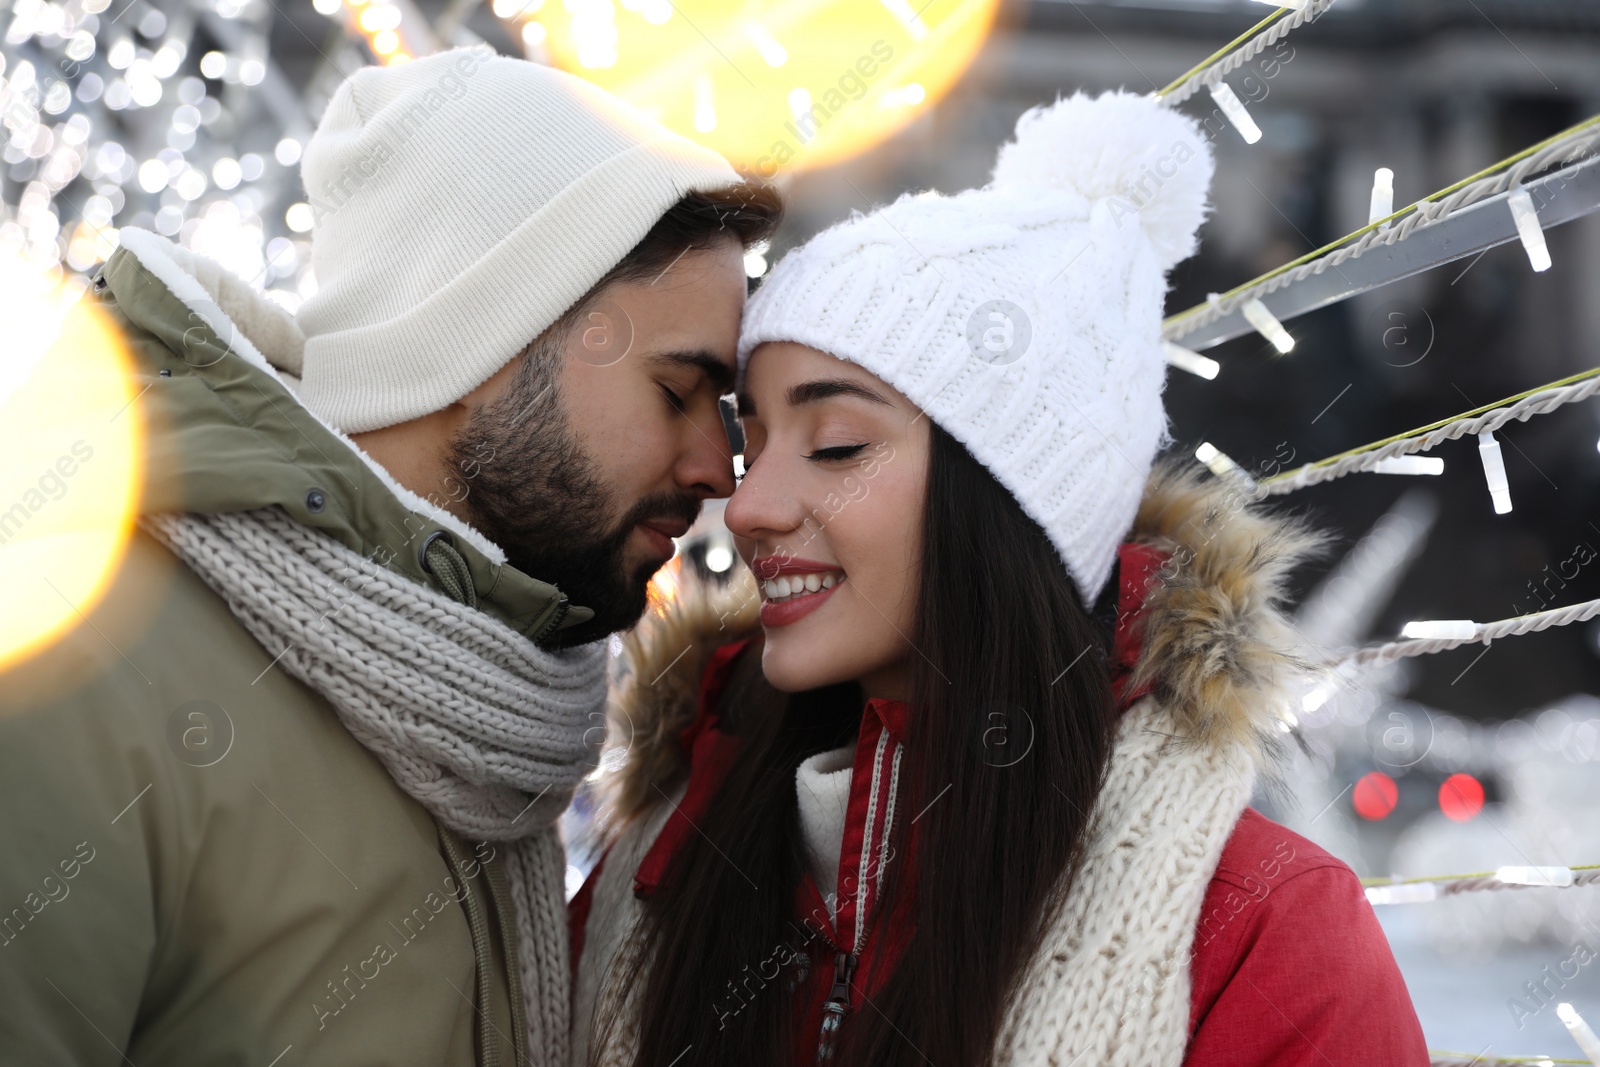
[785,378,893,408]
[650,350,735,395]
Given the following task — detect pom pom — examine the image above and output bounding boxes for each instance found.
[990,90,1214,269]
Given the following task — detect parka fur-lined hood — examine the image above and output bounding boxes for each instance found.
[599,456,1329,829]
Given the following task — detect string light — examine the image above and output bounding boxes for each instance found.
[1496,866,1574,888]
[1400,620,1477,641]
[1207,81,1262,144]
[1557,1003,1600,1066]
[1368,166,1394,226]
[1161,341,1220,380]
[1372,455,1443,475]
[1238,297,1295,353]
[1506,183,1552,273]
[1478,429,1513,514]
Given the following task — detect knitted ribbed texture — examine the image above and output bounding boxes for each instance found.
[296,46,741,433]
[574,696,1254,1067]
[992,698,1255,1065]
[737,91,1215,607]
[141,506,608,1067]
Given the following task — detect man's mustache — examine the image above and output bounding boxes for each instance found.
[619,490,703,537]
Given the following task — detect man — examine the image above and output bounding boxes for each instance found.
[0,46,780,1066]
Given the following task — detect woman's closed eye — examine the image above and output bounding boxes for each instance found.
[803,444,870,463]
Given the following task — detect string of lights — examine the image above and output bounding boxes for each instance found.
[1162,114,1600,347]
[1323,596,1600,673]
[1430,1054,1588,1066]
[1154,0,1338,107]
[1361,864,1600,902]
[1191,366,1600,496]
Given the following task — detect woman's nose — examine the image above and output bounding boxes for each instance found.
[724,454,793,542]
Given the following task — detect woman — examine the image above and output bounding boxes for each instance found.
[570,91,1430,1066]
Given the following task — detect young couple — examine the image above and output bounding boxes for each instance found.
[0,47,1426,1067]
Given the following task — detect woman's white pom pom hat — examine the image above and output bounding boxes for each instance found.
[738,90,1214,606]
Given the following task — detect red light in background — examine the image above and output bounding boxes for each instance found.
[1353,771,1399,820]
[1439,773,1485,822]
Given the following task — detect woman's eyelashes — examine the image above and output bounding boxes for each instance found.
[803,443,870,463]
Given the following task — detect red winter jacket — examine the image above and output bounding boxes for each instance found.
[572,543,1431,1065]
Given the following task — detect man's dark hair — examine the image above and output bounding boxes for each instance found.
[522,181,783,360]
[592,182,784,293]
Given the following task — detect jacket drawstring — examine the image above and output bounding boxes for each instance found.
[440,827,501,1067]
[422,533,480,610]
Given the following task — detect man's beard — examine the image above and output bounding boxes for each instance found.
[447,352,700,645]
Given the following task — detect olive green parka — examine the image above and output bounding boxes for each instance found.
[0,230,592,1066]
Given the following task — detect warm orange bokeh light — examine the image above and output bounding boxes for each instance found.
[645,553,684,618]
[532,0,1003,176]
[0,259,144,672]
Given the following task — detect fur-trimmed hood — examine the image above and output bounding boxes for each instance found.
[600,457,1328,826]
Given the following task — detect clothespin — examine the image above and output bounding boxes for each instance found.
[1400,619,1477,641]
[1557,1003,1600,1066]
[1477,429,1512,514]
[1207,82,1261,145]
[1506,184,1552,272]
[1160,341,1219,380]
[1368,167,1394,228]
[1372,455,1442,476]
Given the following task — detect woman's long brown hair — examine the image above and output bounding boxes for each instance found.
[616,423,1119,1066]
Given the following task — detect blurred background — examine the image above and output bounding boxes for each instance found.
[5,0,1600,1057]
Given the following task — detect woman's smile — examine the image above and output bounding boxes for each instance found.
[751,555,848,627]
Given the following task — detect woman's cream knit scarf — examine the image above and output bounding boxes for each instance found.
[144,505,608,1067]
[577,696,1258,1067]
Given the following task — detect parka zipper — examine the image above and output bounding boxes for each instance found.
[816,948,858,1063]
[439,829,501,1067]
[531,595,570,644]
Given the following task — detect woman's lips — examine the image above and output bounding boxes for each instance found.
[748,555,839,580]
[754,561,848,629]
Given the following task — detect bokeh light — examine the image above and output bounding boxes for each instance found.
[0,254,144,672]
[526,0,1003,175]
[1438,772,1486,822]
[1353,770,1399,820]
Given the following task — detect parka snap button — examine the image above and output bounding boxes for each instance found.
[305,489,326,513]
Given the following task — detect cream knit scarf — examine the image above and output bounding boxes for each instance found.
[578,696,1258,1067]
[143,505,608,1067]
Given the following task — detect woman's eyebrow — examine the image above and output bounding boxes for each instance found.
[784,378,894,408]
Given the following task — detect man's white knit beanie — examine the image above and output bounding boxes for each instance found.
[738,91,1213,607]
[297,47,742,433]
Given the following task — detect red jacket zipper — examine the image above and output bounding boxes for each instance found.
[816,948,858,1063]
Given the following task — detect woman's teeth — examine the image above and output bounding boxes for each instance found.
[761,571,843,602]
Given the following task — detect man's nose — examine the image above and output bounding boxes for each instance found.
[675,408,737,500]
